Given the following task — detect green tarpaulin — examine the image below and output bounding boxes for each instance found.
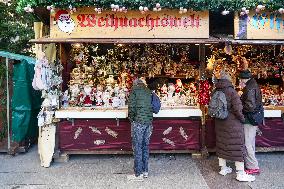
[11,59,41,142]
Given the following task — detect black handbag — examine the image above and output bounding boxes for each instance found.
[247,105,264,126]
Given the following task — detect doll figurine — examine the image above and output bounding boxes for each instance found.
[105,84,114,96]
[175,79,183,94]
[62,90,69,108]
[103,91,111,107]
[119,90,126,107]
[167,83,176,106]
[82,85,94,107]
[112,96,121,108]
[161,84,168,94]
[113,84,120,97]
[96,85,103,106]
[69,84,80,106]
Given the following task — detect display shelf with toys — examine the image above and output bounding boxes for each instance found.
[46,43,205,156]
[58,43,203,117]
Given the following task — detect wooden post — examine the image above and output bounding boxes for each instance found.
[6,57,10,151]
[199,44,209,158]
[53,43,70,162]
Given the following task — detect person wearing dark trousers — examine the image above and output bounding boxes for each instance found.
[128,77,153,181]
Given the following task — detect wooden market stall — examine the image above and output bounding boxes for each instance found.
[31,8,215,162]
[29,5,284,165]
[206,11,284,152]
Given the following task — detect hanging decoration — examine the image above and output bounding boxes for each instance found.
[198,80,211,105]
[33,51,63,127]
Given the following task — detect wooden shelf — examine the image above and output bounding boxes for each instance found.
[146,75,197,79]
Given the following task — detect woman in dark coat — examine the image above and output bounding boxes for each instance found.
[214,70,255,182]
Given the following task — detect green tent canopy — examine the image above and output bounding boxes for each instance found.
[0,51,41,144]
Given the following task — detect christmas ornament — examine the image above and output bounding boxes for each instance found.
[241,7,247,12]
[221,10,230,15]
[207,55,215,71]
[47,5,54,10]
[224,42,233,55]
[94,7,102,14]
[257,5,265,10]
[24,4,34,13]
[240,7,249,16]
[179,7,187,14]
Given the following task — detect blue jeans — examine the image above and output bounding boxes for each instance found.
[131,122,153,176]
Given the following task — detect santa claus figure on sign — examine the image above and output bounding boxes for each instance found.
[55,10,75,34]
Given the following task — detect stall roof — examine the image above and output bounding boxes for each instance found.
[29,37,221,44]
[0,51,35,64]
[30,37,284,45]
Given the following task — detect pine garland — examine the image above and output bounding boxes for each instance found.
[16,0,284,12]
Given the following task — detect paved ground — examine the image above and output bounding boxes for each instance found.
[0,146,284,189]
